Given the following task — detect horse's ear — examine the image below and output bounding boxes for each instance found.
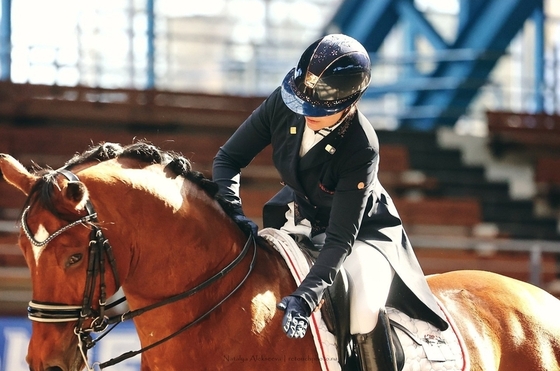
[64,180,89,211]
[0,154,39,196]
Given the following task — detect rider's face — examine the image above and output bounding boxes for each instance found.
[304,111,345,132]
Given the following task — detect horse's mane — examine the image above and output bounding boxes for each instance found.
[22,141,239,221]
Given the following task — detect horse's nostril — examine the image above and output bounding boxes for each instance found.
[45,367,64,371]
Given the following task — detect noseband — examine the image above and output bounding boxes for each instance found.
[21,169,257,370]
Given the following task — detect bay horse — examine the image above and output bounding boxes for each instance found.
[1,142,559,371]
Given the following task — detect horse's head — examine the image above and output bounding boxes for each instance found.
[0,156,94,370]
[0,142,247,371]
[0,144,131,371]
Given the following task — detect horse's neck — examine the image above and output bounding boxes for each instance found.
[82,165,246,304]
[123,185,244,298]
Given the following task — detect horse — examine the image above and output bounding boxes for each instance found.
[1,141,560,371]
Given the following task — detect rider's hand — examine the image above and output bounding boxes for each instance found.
[277,296,311,338]
[232,212,258,236]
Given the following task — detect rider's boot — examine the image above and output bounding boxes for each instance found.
[355,308,399,371]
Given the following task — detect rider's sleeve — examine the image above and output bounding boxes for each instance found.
[212,89,279,205]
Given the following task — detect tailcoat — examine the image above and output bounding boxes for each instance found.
[213,87,448,330]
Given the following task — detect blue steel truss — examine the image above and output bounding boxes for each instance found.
[327,0,544,130]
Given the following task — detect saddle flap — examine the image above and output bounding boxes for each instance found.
[291,234,353,367]
[387,307,466,370]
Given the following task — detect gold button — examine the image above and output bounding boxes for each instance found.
[290,127,297,134]
[357,182,365,189]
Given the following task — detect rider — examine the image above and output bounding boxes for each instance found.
[213,34,448,371]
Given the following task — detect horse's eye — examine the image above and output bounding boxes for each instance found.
[66,253,83,267]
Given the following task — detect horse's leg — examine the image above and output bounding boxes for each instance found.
[429,270,560,371]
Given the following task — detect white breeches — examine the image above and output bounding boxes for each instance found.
[281,203,395,335]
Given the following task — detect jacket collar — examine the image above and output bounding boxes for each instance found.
[298,111,354,170]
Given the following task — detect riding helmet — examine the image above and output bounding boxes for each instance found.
[281,34,371,117]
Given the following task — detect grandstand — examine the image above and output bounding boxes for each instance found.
[1,0,559,318]
[1,82,559,316]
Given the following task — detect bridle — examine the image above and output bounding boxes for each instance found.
[21,169,257,370]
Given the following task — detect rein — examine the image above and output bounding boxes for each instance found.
[99,233,257,369]
[22,169,257,370]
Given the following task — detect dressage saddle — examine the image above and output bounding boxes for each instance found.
[290,234,404,371]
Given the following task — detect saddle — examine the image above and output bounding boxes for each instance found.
[260,228,466,371]
[289,234,465,371]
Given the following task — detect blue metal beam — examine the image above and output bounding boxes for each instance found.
[0,0,11,81]
[146,0,155,89]
[533,1,545,112]
[402,0,540,129]
[333,0,400,53]
[394,0,448,50]
[457,0,487,36]
[326,0,365,34]
[330,0,542,130]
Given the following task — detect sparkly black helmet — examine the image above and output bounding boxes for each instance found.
[281,34,371,117]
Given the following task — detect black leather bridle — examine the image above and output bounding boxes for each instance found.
[21,169,257,370]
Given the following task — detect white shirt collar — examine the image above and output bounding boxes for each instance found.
[299,121,343,157]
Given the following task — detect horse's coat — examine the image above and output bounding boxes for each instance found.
[1,142,559,371]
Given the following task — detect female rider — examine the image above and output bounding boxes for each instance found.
[213,34,448,371]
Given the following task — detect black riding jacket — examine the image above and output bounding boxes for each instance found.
[213,87,448,330]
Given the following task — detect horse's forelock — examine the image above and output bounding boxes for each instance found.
[20,142,124,221]
[20,170,62,221]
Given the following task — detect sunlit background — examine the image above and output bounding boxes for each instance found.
[5,0,343,93]
[1,0,560,133]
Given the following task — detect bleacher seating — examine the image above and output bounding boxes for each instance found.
[379,129,560,241]
[486,110,560,157]
[417,247,558,284]
[1,82,559,315]
[378,144,438,196]
[0,233,28,316]
[536,157,560,214]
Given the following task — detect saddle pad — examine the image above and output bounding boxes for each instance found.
[259,228,341,371]
[387,302,469,371]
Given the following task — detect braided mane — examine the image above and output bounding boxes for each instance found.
[22,141,237,220]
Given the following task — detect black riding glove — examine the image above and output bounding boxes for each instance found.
[232,212,258,237]
[277,295,311,338]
